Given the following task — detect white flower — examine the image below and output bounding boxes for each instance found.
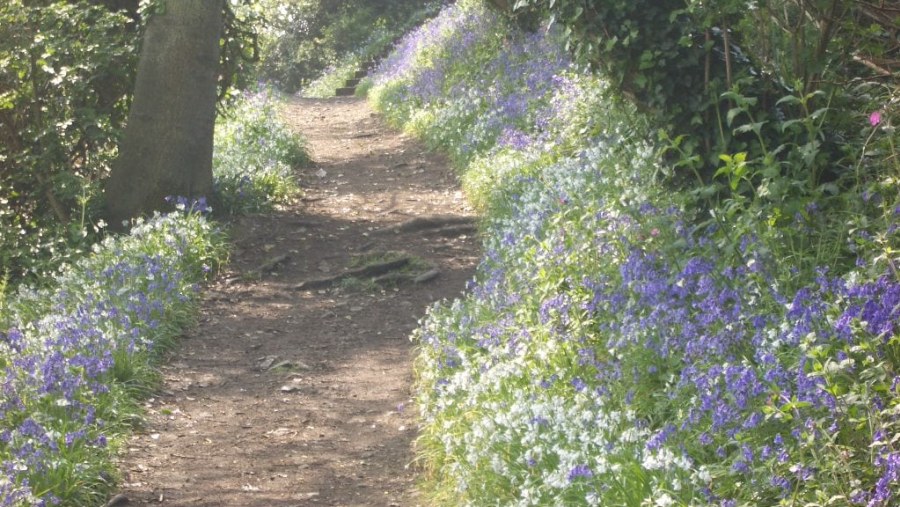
[693,466,712,484]
[655,493,675,507]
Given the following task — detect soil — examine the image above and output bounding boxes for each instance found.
[113,96,479,506]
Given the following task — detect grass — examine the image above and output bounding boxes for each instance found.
[337,276,381,292]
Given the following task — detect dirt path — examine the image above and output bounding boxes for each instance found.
[115,97,479,506]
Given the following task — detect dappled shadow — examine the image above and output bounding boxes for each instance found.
[114,95,479,506]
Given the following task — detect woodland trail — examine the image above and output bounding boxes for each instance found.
[114,97,479,506]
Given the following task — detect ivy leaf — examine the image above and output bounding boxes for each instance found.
[633,73,647,89]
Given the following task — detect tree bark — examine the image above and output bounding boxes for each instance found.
[104,0,222,226]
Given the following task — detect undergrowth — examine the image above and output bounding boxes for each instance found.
[213,85,309,214]
[0,208,226,505]
[369,1,900,505]
[301,3,444,99]
[0,82,306,505]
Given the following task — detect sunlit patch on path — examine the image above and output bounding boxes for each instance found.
[114,96,479,507]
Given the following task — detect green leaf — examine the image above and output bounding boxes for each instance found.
[733,122,765,135]
[720,90,742,102]
[726,107,744,127]
[633,73,647,89]
[779,119,803,132]
[572,6,583,20]
[775,94,801,106]
[799,140,821,166]
[604,36,619,52]
[810,107,829,121]
[761,163,781,178]
[804,89,826,102]
[781,400,812,411]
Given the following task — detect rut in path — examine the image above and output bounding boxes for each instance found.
[115,97,479,507]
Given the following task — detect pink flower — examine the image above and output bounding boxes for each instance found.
[870,110,883,126]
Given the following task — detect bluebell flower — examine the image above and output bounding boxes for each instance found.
[567,464,593,481]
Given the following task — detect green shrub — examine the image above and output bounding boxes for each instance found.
[491,0,899,196]
[0,1,137,285]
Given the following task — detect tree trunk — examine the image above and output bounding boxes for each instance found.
[104,0,222,226]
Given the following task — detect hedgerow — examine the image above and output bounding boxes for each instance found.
[0,1,137,285]
[368,1,900,505]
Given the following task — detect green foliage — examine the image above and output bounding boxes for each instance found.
[0,0,280,289]
[1,208,227,506]
[298,2,449,100]
[487,0,900,294]
[493,0,719,130]
[0,0,137,285]
[300,38,380,98]
[213,86,309,215]
[493,0,900,195]
[243,0,435,93]
[372,2,900,504]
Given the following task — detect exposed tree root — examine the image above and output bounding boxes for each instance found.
[247,254,290,278]
[294,256,412,290]
[422,223,477,237]
[376,215,476,235]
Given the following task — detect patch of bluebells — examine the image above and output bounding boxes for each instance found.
[374,4,493,102]
[0,210,224,505]
[376,1,900,506]
[213,85,307,214]
[165,195,212,214]
[370,0,592,167]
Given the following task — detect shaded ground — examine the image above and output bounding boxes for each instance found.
[114,96,479,506]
